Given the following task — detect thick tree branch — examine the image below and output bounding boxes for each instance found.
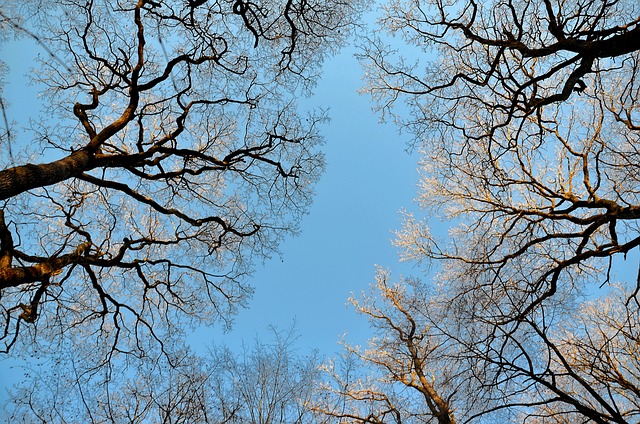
[0,241,90,290]
[0,150,94,201]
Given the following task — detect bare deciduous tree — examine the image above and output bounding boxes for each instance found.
[207,327,322,423]
[0,0,361,364]
[313,270,461,424]
[313,0,640,422]
[315,271,640,422]
[6,327,322,423]
[361,0,640,319]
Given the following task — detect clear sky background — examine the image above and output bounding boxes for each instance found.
[0,19,422,398]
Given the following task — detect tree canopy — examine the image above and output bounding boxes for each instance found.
[7,327,321,423]
[2,0,640,422]
[318,0,640,422]
[0,0,361,365]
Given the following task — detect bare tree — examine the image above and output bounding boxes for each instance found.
[313,270,461,424]
[207,326,322,423]
[5,345,214,423]
[314,271,640,423]
[5,326,323,423]
[0,0,361,368]
[312,0,640,422]
[360,0,640,319]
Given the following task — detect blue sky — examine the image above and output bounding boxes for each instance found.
[200,44,421,355]
[0,23,421,397]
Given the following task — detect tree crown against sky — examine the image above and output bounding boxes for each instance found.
[6,326,322,423]
[362,0,640,317]
[316,0,640,422]
[2,0,640,422]
[0,0,364,364]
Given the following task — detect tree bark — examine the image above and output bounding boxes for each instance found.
[0,149,93,201]
[0,242,90,290]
